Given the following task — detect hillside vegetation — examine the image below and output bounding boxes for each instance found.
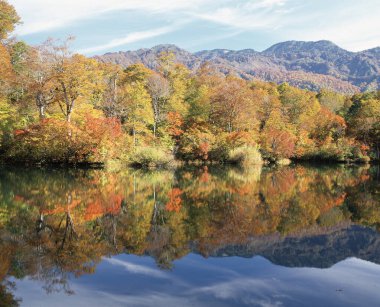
[96,41,380,93]
[0,1,379,166]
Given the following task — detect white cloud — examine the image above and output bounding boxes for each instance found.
[77,25,180,54]
[278,1,380,51]
[193,1,291,30]
[245,0,287,10]
[9,0,210,35]
[194,8,280,30]
[8,0,380,52]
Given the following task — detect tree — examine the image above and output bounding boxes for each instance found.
[348,98,380,159]
[310,107,347,144]
[124,81,154,146]
[101,64,127,119]
[278,83,320,131]
[0,43,13,92]
[0,98,18,151]
[24,42,58,119]
[55,53,103,122]
[147,73,170,137]
[210,77,259,133]
[166,63,191,117]
[261,109,297,160]
[317,88,346,114]
[186,82,211,124]
[0,0,20,40]
[7,41,31,103]
[101,63,153,123]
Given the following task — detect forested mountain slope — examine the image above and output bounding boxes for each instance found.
[96,41,380,93]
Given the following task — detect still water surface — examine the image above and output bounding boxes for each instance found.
[0,164,379,306]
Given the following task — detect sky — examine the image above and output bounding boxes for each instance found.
[8,0,380,55]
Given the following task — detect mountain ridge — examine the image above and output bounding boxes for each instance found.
[95,40,380,93]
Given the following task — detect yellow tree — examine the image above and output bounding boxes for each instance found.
[278,83,320,132]
[317,88,346,114]
[166,63,191,117]
[349,98,380,159]
[0,43,13,93]
[54,52,104,122]
[0,0,20,40]
[124,81,154,146]
[210,77,259,133]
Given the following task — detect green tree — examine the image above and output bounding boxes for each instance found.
[317,88,346,114]
[348,98,380,159]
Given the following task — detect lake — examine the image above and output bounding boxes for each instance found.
[0,164,379,306]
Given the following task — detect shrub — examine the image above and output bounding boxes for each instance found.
[177,125,215,161]
[129,146,174,168]
[0,99,22,153]
[297,138,370,163]
[260,127,297,161]
[227,145,263,167]
[6,117,125,164]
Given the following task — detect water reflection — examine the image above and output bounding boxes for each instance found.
[0,164,379,305]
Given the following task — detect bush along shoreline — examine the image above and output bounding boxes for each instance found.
[0,2,378,168]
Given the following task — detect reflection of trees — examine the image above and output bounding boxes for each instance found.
[0,281,19,307]
[0,164,378,299]
[344,165,380,229]
[0,242,20,307]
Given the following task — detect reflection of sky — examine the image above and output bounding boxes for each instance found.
[12,254,380,306]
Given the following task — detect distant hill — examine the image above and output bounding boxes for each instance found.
[200,224,380,268]
[95,40,380,93]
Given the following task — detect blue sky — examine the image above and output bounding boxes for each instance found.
[9,0,380,55]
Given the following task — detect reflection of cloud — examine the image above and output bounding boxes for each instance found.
[11,257,380,306]
[103,257,168,279]
[95,292,198,307]
[189,277,295,306]
[12,278,199,307]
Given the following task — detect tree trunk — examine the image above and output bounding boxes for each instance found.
[133,126,136,146]
[39,105,45,120]
[36,92,46,120]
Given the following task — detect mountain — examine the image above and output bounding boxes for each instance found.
[201,224,380,268]
[95,41,380,93]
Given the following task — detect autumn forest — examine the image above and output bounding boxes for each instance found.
[0,1,379,168]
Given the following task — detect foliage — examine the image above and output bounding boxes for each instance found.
[0,3,378,165]
[298,137,369,163]
[0,99,18,150]
[0,0,20,40]
[347,97,380,160]
[0,164,378,279]
[129,146,174,168]
[6,117,124,164]
[227,145,263,166]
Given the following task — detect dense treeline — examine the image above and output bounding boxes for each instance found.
[0,1,379,166]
